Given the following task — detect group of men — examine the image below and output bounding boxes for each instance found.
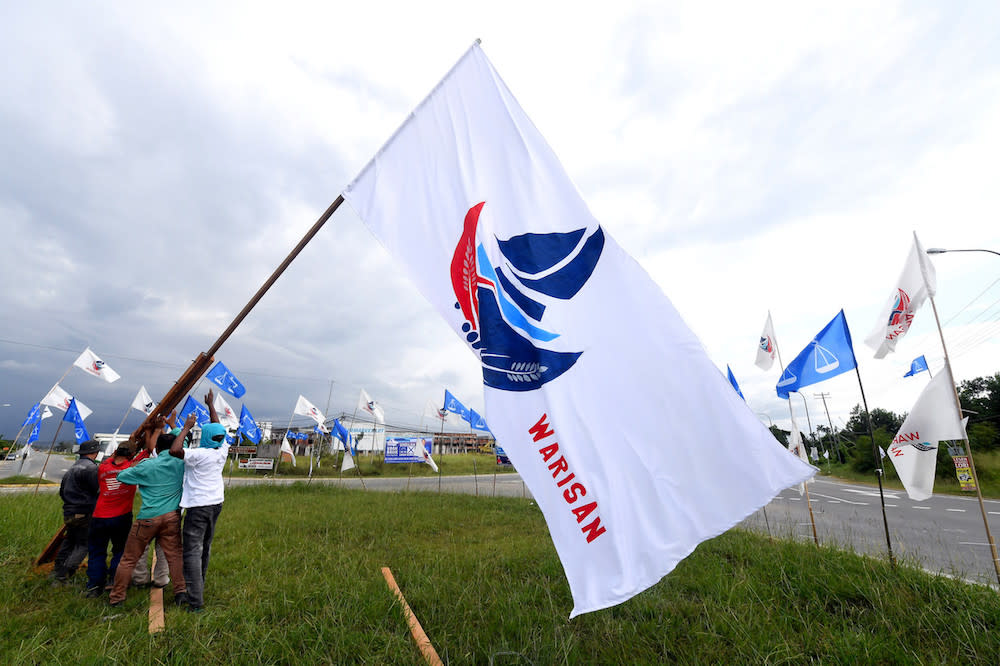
[51,390,231,612]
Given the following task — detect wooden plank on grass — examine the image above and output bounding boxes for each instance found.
[149,587,165,634]
[381,567,442,666]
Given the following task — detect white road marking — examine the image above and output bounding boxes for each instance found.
[885,504,897,507]
[812,492,868,506]
[946,508,966,513]
[912,506,931,510]
[989,512,1000,516]
[960,542,991,546]
[841,488,901,499]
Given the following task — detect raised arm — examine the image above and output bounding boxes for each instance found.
[204,388,220,424]
[169,413,198,459]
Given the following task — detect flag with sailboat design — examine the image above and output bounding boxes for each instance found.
[776,310,857,399]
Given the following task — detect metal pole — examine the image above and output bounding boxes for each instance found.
[33,419,66,495]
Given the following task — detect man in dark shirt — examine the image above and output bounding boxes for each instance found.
[52,439,101,585]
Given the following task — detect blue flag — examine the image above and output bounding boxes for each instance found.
[904,355,929,378]
[178,395,211,426]
[64,398,90,444]
[776,310,857,399]
[27,420,41,444]
[21,402,42,428]
[443,389,471,420]
[468,409,492,432]
[239,405,261,443]
[727,365,745,401]
[206,361,246,398]
[332,419,356,455]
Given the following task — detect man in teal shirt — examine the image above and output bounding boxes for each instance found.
[108,414,195,607]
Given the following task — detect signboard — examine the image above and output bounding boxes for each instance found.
[232,446,257,455]
[950,454,977,491]
[384,437,432,464]
[238,458,274,470]
[495,445,511,466]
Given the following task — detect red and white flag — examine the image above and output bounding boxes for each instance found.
[73,347,121,383]
[214,393,240,430]
[294,395,325,426]
[865,234,936,359]
[41,384,93,419]
[889,365,966,500]
[755,312,778,371]
[131,385,156,415]
[343,43,813,617]
[357,389,384,423]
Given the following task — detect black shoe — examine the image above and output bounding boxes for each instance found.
[85,587,103,599]
[109,599,123,608]
[186,604,204,613]
[132,581,151,589]
[50,577,68,588]
[173,592,189,607]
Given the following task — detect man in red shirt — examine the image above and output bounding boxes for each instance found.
[84,433,152,598]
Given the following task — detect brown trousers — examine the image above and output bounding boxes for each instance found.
[109,510,186,603]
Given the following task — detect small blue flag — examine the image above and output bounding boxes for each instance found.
[64,398,90,445]
[333,419,356,455]
[178,395,211,426]
[238,405,261,443]
[903,355,929,378]
[206,361,246,398]
[727,365,745,401]
[27,420,41,444]
[443,389,471,421]
[226,434,236,445]
[468,409,492,432]
[21,402,42,428]
[777,310,858,399]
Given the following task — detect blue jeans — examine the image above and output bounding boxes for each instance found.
[182,504,223,608]
[86,513,132,591]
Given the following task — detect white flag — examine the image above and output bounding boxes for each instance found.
[755,312,778,371]
[41,406,54,419]
[341,447,356,472]
[788,416,810,495]
[358,389,384,423]
[41,384,92,420]
[888,366,966,500]
[131,386,157,415]
[294,395,325,426]
[411,438,439,473]
[865,233,937,359]
[214,393,240,430]
[73,347,121,383]
[280,438,297,466]
[343,43,814,617]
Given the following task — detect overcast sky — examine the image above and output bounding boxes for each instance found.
[2,2,999,442]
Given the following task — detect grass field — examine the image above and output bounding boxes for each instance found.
[3,485,1000,664]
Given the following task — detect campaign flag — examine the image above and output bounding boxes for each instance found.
[27,420,42,445]
[727,365,745,401]
[205,361,247,398]
[214,393,240,430]
[294,395,325,426]
[443,389,471,421]
[787,415,810,495]
[904,355,929,378]
[358,389,384,423]
[238,405,262,444]
[776,310,857,399]
[280,438,296,466]
[468,408,491,432]
[64,398,91,444]
[888,366,967,500]
[20,402,42,428]
[41,384,92,419]
[411,438,439,472]
[865,234,936,359]
[73,347,121,383]
[178,395,211,426]
[755,313,778,371]
[131,386,157,415]
[41,406,53,419]
[342,43,814,617]
[332,419,356,455]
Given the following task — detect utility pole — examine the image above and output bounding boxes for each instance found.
[814,392,842,463]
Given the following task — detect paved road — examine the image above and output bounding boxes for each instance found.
[6,464,999,587]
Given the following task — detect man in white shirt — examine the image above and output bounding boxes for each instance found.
[170,389,230,612]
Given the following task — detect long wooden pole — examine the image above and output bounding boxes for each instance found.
[854,366,896,566]
[928,294,1000,585]
[131,195,345,438]
[33,419,66,495]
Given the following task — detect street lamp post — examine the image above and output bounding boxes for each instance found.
[926,247,1000,257]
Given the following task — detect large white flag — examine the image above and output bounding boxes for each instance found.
[865,234,937,358]
[787,415,810,496]
[280,438,297,466]
[131,386,157,415]
[888,367,966,500]
[294,395,325,426]
[214,393,240,430]
[343,43,814,617]
[73,347,121,383]
[41,384,92,420]
[357,389,384,423]
[341,447,356,472]
[411,438,439,473]
[41,406,54,419]
[755,312,778,371]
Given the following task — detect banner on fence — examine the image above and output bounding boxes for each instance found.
[384,437,432,464]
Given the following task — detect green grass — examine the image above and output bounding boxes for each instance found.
[3,486,1000,663]
[231,451,511,479]
[0,475,55,485]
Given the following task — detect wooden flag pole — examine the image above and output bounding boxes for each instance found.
[33,419,66,496]
[928,294,1000,585]
[131,195,345,438]
[18,363,80,468]
[854,366,896,566]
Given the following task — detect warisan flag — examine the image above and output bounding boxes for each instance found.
[342,42,813,617]
[131,386,157,415]
[294,395,325,426]
[73,347,121,383]
[358,389,384,423]
[865,233,936,359]
[41,384,92,420]
[214,393,240,430]
[755,313,778,371]
[889,364,967,500]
